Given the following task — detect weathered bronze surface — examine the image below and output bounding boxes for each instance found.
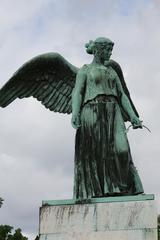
[0,37,144,200]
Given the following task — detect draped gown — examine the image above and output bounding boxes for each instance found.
[73,64,144,200]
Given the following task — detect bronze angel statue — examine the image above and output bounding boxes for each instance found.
[0,37,144,200]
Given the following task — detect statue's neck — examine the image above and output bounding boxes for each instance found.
[92,56,111,67]
[92,55,104,65]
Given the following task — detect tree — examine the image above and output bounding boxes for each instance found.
[11,228,28,240]
[0,225,13,240]
[158,215,160,240]
[0,225,28,240]
[0,198,3,208]
[34,236,39,240]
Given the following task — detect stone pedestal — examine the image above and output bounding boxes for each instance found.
[39,194,157,240]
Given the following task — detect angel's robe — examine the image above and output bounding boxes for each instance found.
[73,64,144,200]
[83,64,120,105]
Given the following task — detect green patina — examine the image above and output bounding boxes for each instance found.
[0,37,144,201]
[72,37,144,200]
[42,194,154,206]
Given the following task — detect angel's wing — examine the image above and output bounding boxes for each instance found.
[0,53,79,114]
[109,59,139,121]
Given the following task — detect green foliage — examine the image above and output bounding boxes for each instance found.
[158,215,160,240]
[0,198,4,208]
[0,225,13,240]
[0,225,28,240]
[34,236,39,240]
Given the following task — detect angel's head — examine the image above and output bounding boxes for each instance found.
[85,37,114,62]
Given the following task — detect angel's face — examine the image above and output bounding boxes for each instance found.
[102,44,113,61]
[95,43,113,62]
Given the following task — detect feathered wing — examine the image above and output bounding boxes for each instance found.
[0,53,79,114]
[109,59,139,121]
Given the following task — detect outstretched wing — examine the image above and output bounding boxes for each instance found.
[0,53,79,114]
[109,59,139,121]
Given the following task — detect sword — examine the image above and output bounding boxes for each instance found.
[126,123,151,134]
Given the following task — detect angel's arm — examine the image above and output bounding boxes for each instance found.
[71,67,86,128]
[115,74,142,127]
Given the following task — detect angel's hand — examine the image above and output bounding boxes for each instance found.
[71,114,81,129]
[130,116,143,129]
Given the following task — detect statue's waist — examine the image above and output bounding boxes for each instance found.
[83,87,118,105]
[83,94,118,106]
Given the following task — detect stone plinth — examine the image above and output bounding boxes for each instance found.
[39,194,157,240]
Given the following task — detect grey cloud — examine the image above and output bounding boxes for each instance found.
[0,0,160,239]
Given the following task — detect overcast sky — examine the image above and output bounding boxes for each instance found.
[0,0,160,239]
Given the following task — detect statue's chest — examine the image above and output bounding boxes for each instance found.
[87,66,116,88]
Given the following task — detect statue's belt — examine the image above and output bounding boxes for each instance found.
[84,95,117,106]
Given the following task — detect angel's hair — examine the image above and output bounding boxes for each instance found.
[85,37,114,55]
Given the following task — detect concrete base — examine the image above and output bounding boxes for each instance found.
[39,195,157,240]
